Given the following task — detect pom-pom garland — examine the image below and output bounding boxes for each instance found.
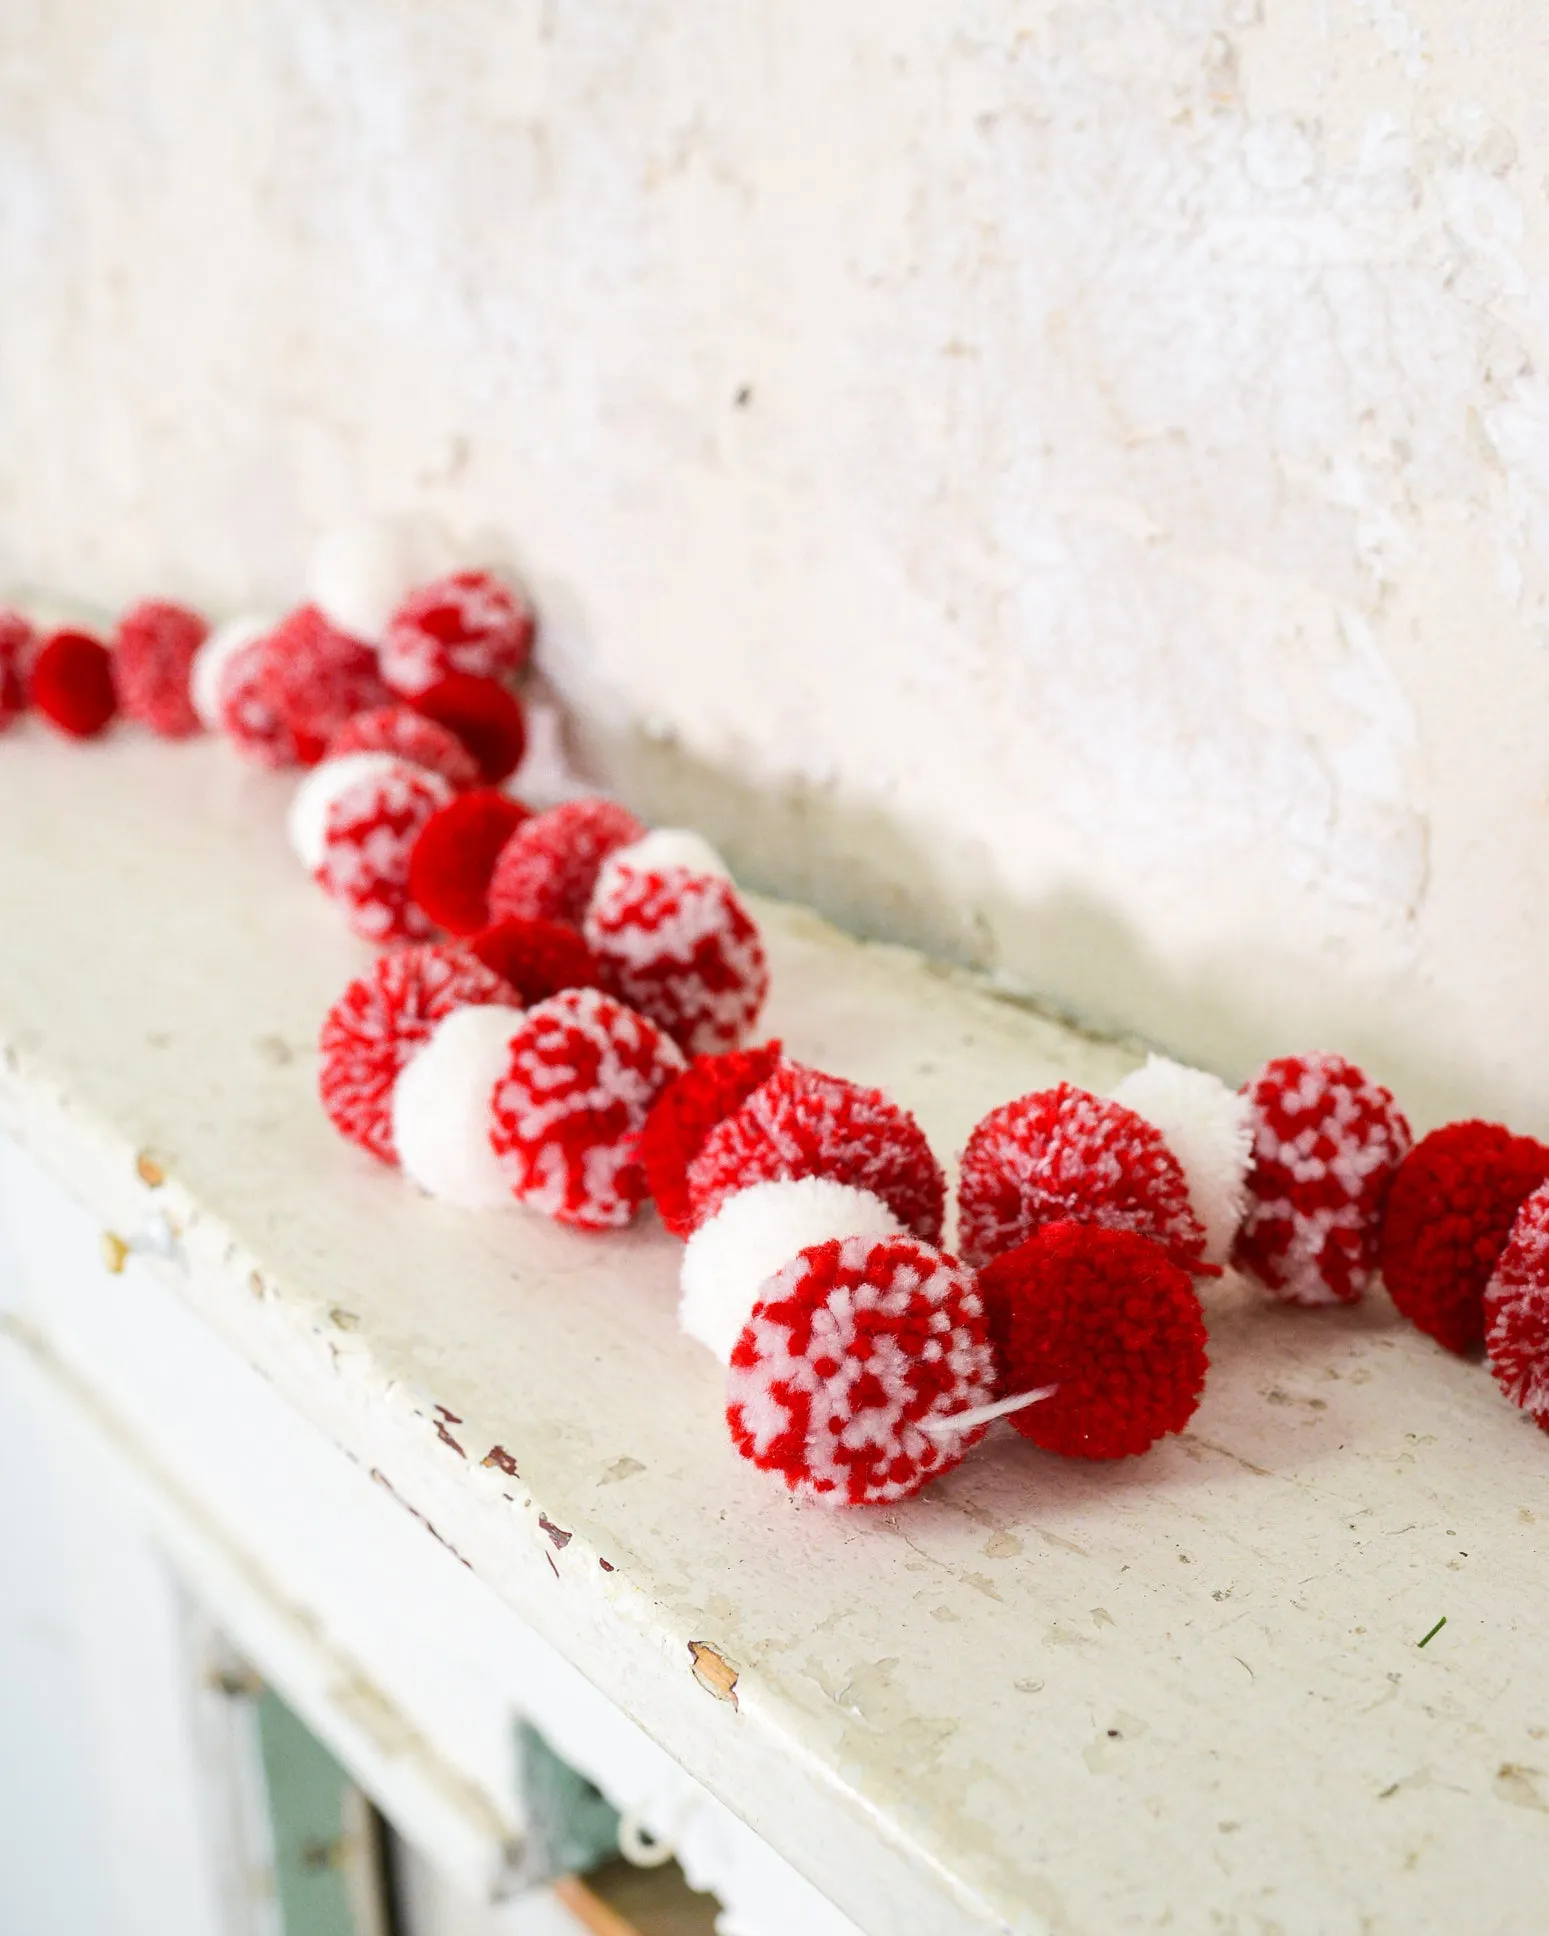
[301,756,454,943]
[381,570,535,697]
[1381,1121,1549,1355]
[1233,1053,1411,1307]
[411,674,527,786]
[1112,1055,1252,1267]
[0,609,35,730]
[189,615,274,733]
[466,917,605,1005]
[392,1004,529,1209]
[408,789,531,937]
[30,629,118,739]
[219,605,387,768]
[112,599,209,738]
[488,796,646,927]
[1484,1182,1549,1432]
[327,704,481,792]
[639,1042,786,1239]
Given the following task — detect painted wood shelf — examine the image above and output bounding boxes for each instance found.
[1,732,1545,1936]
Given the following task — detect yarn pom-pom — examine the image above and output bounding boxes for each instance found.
[681,1177,902,1363]
[467,916,605,1004]
[1380,1121,1549,1354]
[1233,1052,1411,1307]
[978,1221,1208,1460]
[489,987,685,1229]
[688,1063,946,1243]
[305,756,454,942]
[407,790,531,937]
[0,609,33,729]
[639,1041,785,1238]
[411,674,527,785]
[327,704,481,792]
[585,864,769,1057]
[381,570,535,697]
[956,1083,1207,1274]
[487,796,646,927]
[726,1235,996,1506]
[1485,1182,1549,1432]
[307,513,461,642]
[1112,1055,1253,1266]
[392,1005,527,1208]
[30,629,117,739]
[317,943,520,1166]
[112,599,208,738]
[220,605,387,768]
[189,615,273,732]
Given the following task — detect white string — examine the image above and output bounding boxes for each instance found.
[917,1384,1060,1440]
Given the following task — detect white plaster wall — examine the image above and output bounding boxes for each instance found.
[3,1,1548,1131]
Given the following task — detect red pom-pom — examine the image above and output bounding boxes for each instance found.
[1485,1182,1549,1432]
[1380,1121,1549,1354]
[327,704,480,791]
[467,917,605,1004]
[585,865,769,1057]
[407,790,532,937]
[112,599,208,738]
[956,1083,1207,1274]
[726,1235,996,1505]
[487,797,646,926]
[978,1221,1208,1459]
[0,609,33,729]
[221,605,387,768]
[316,760,454,942]
[411,674,527,785]
[318,943,520,1165]
[380,570,535,697]
[489,987,684,1228]
[1232,1053,1410,1306]
[687,1063,945,1243]
[30,629,118,739]
[640,1043,786,1238]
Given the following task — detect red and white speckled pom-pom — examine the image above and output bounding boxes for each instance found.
[112,599,209,738]
[188,616,273,731]
[585,852,769,1057]
[0,609,33,729]
[1381,1121,1549,1354]
[725,1234,996,1506]
[489,986,685,1229]
[978,1222,1208,1459]
[639,1042,786,1239]
[218,606,387,768]
[467,916,605,1005]
[380,570,535,698]
[687,1062,946,1243]
[1233,1053,1411,1307]
[307,513,462,643]
[1485,1182,1549,1432]
[487,797,646,927]
[289,754,454,942]
[407,790,531,936]
[956,1084,1207,1274]
[327,704,481,792]
[317,943,520,1166]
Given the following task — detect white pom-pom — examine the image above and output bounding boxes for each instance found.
[593,828,730,911]
[390,1005,523,1208]
[1112,1054,1253,1265]
[679,1178,903,1364]
[307,514,462,642]
[286,753,406,871]
[190,614,274,731]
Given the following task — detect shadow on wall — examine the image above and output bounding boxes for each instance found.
[580,714,1499,1141]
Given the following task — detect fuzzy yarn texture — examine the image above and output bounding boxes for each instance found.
[592,828,730,902]
[29,630,117,739]
[1381,1121,1549,1354]
[639,1042,785,1239]
[288,754,403,871]
[687,1062,946,1244]
[317,759,454,942]
[467,917,605,1005]
[679,1177,903,1363]
[956,1083,1207,1274]
[112,599,208,738]
[327,704,481,792]
[411,674,527,785]
[487,797,646,927]
[392,1005,528,1208]
[1112,1055,1253,1266]
[381,570,535,697]
[189,615,273,732]
[978,1221,1209,1459]
[219,605,386,768]
[585,864,769,1056]
[317,944,520,1166]
[1233,1053,1411,1307]
[488,987,685,1229]
[725,1234,996,1506]
[0,609,33,729]
[1485,1182,1549,1432]
[408,790,531,937]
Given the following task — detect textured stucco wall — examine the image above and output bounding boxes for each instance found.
[4,1,1549,1131]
